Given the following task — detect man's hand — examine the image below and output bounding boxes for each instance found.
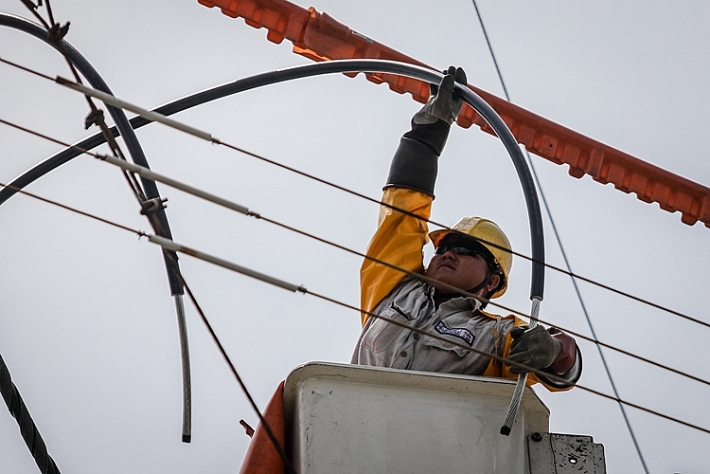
[413,66,467,125]
[507,326,562,374]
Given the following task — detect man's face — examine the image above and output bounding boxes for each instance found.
[424,237,500,296]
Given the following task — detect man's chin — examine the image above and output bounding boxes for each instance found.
[430,279,460,293]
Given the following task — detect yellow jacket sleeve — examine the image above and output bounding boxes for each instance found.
[359,187,433,325]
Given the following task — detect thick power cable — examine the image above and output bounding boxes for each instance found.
[470,0,648,468]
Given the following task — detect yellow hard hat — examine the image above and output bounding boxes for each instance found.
[429,217,512,298]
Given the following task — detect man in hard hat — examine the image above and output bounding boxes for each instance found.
[351,67,581,390]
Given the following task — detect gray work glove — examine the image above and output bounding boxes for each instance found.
[507,325,562,374]
[413,66,467,125]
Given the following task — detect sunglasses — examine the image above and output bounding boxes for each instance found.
[434,244,483,258]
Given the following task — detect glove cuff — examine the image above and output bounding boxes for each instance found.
[384,121,450,196]
[547,328,576,374]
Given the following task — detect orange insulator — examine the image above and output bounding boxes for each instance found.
[199,0,710,228]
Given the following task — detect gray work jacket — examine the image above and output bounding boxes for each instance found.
[351,278,514,375]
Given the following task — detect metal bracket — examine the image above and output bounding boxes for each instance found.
[528,432,607,473]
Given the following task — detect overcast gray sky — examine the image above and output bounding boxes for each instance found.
[1,1,709,473]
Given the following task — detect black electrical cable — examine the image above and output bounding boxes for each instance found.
[1,9,192,444]
[0,353,61,474]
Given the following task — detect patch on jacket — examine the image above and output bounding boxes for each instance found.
[434,321,475,346]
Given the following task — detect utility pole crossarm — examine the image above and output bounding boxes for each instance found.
[199,0,710,228]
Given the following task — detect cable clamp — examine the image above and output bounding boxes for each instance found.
[49,21,70,42]
[140,197,168,216]
[20,0,40,11]
[84,108,104,129]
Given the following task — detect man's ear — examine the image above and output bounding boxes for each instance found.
[485,274,501,295]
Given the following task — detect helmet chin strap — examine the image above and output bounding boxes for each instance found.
[467,272,495,296]
[435,272,495,304]
[433,273,500,310]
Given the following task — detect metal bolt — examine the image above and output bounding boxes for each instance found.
[531,432,543,442]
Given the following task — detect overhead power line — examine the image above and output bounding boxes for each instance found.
[12,149,710,402]
[3,115,710,394]
[470,1,649,471]
[4,150,710,436]
[4,103,710,376]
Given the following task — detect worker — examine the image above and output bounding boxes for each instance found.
[351,67,582,390]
